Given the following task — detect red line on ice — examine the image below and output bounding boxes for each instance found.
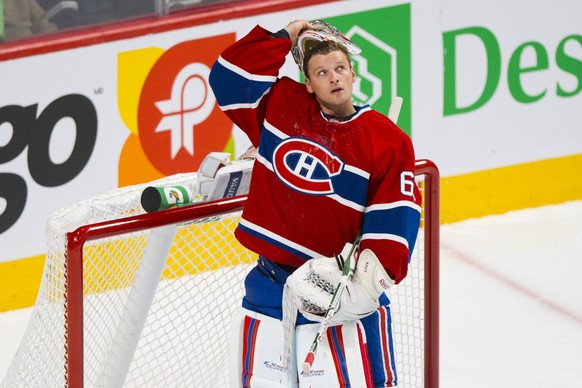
[443,243,582,326]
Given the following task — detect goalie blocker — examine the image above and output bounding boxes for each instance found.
[196,152,253,201]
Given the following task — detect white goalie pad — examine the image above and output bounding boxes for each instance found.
[295,321,371,387]
[230,309,299,388]
[230,308,370,388]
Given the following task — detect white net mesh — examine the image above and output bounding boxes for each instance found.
[391,221,426,387]
[1,170,435,388]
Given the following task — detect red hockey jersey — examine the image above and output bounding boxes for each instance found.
[209,26,421,283]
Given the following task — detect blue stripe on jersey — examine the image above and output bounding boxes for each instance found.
[209,59,273,107]
[331,171,368,206]
[258,123,368,208]
[237,222,313,261]
[363,204,421,257]
[258,123,284,158]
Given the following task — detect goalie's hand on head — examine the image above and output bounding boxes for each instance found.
[284,20,313,45]
[286,248,394,325]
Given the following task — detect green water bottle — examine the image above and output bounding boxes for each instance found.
[140,185,193,213]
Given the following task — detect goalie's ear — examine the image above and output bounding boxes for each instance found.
[305,77,314,94]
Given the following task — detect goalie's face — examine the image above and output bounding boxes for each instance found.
[305,50,356,118]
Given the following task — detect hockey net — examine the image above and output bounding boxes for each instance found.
[1,160,439,388]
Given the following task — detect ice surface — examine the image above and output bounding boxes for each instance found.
[2,200,582,387]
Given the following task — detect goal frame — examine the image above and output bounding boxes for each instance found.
[64,159,440,388]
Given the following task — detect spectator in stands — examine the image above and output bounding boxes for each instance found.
[2,0,57,41]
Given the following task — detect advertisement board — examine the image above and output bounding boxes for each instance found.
[1,0,581,309]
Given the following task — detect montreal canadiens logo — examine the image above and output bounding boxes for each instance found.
[272,138,344,195]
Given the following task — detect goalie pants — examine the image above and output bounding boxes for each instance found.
[240,257,398,387]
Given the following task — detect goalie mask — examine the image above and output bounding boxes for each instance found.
[291,20,361,74]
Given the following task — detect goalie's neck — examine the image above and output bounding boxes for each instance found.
[320,104,367,123]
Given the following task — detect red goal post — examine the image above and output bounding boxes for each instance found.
[417,159,440,388]
[1,159,439,388]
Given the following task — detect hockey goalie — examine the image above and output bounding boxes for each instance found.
[208,19,422,387]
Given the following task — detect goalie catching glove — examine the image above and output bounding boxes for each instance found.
[285,247,394,325]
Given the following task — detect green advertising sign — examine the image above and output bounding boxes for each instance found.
[325,4,412,135]
[0,0,4,42]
